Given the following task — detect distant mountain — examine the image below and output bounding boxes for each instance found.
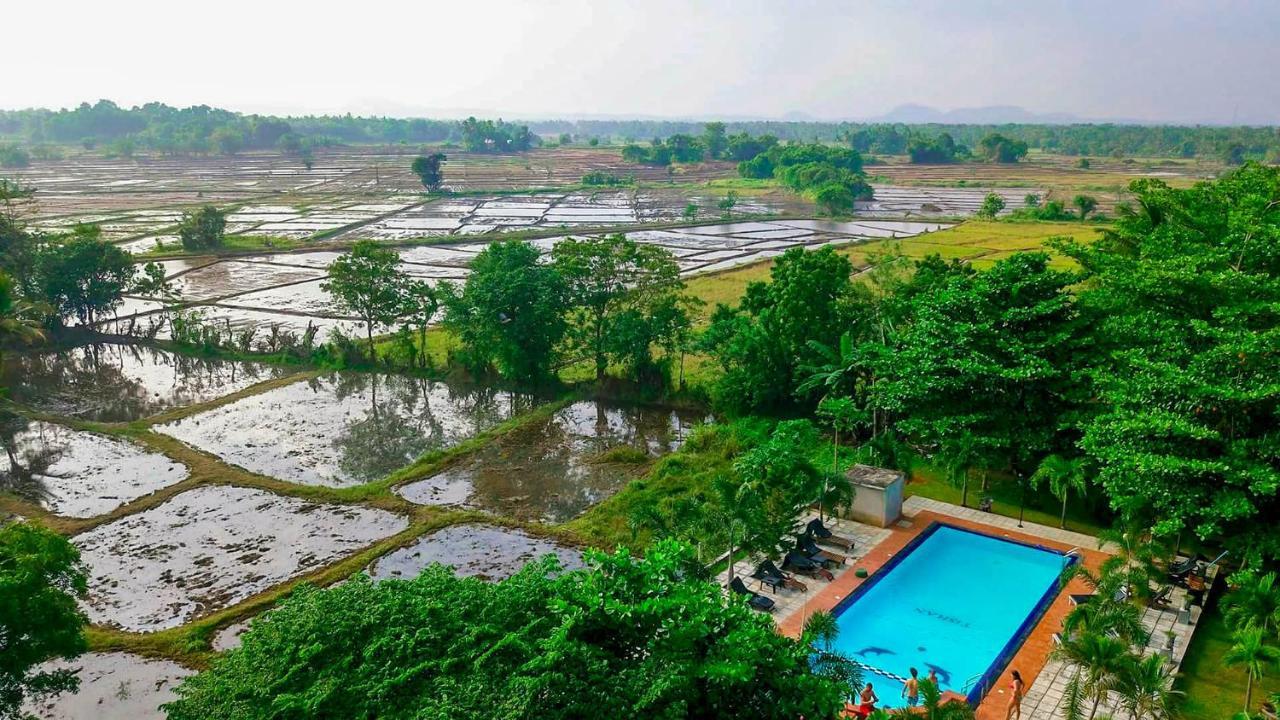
[864,104,1151,125]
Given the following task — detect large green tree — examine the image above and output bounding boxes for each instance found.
[1062,165,1280,563]
[874,252,1089,511]
[0,521,88,718]
[323,241,409,361]
[35,226,134,327]
[165,541,853,720]
[551,235,688,384]
[443,240,567,382]
[703,246,854,412]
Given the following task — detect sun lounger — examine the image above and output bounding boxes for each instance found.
[751,562,786,593]
[1148,584,1173,608]
[757,559,808,592]
[730,576,776,612]
[798,534,846,565]
[784,550,835,581]
[806,518,855,551]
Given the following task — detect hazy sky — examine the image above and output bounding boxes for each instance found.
[6,0,1279,124]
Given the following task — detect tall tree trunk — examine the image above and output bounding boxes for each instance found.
[961,471,969,508]
[1244,673,1253,714]
[1060,494,1069,529]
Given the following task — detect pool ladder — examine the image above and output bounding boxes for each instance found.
[962,672,990,697]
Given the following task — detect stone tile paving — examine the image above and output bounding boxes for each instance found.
[899,497,1211,720]
[716,514,893,623]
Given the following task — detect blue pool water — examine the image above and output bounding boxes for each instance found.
[829,524,1066,702]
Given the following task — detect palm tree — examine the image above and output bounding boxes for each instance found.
[815,396,861,522]
[0,271,45,364]
[802,610,865,705]
[1116,653,1181,720]
[1224,626,1280,714]
[1030,453,1088,529]
[1052,632,1131,720]
[938,431,988,509]
[1223,572,1280,634]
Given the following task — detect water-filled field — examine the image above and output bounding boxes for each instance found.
[1,342,292,421]
[369,523,584,582]
[74,485,408,631]
[159,373,538,487]
[0,416,188,518]
[395,400,704,521]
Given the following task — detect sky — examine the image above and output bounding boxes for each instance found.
[5,0,1279,124]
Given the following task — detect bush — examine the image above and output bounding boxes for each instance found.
[177,205,227,250]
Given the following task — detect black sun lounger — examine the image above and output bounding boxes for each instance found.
[806,518,855,551]
[730,576,776,612]
[756,559,808,592]
[784,550,834,581]
[798,534,846,566]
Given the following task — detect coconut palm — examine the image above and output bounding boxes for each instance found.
[1116,653,1181,720]
[814,396,860,522]
[1030,453,1088,529]
[1060,589,1150,647]
[802,610,864,703]
[1224,626,1280,714]
[938,430,991,509]
[1052,632,1132,720]
[1222,572,1280,634]
[0,271,45,364]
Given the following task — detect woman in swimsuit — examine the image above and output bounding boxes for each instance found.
[1006,670,1025,720]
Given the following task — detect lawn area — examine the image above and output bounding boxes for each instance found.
[683,220,1101,319]
[1178,599,1280,720]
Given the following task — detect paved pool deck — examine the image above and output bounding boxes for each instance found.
[722,496,1207,720]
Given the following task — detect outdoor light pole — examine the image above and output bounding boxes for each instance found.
[1017,477,1026,528]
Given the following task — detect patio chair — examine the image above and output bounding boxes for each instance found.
[1147,584,1174,608]
[729,576,776,612]
[751,562,786,593]
[798,534,847,566]
[784,550,835,581]
[806,518,855,551]
[759,558,808,592]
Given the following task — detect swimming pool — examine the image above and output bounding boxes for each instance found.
[829,523,1069,704]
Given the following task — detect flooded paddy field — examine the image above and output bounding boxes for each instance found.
[395,400,703,522]
[22,652,193,720]
[370,523,584,582]
[89,219,947,338]
[0,415,188,518]
[1,342,293,422]
[158,373,538,487]
[75,484,408,631]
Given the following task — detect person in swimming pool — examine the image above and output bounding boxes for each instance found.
[1006,670,1025,720]
[926,667,939,689]
[902,667,920,707]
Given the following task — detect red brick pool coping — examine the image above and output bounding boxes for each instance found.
[775,510,1108,720]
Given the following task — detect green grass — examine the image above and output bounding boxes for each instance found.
[1177,600,1280,720]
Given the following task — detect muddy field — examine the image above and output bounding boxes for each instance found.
[396,400,704,522]
[159,373,537,487]
[91,219,948,339]
[22,652,193,720]
[1,342,292,421]
[370,523,584,582]
[3,147,1113,262]
[0,416,187,518]
[75,484,408,631]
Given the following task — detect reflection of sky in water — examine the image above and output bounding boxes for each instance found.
[396,400,707,522]
[158,372,539,487]
[1,343,290,422]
